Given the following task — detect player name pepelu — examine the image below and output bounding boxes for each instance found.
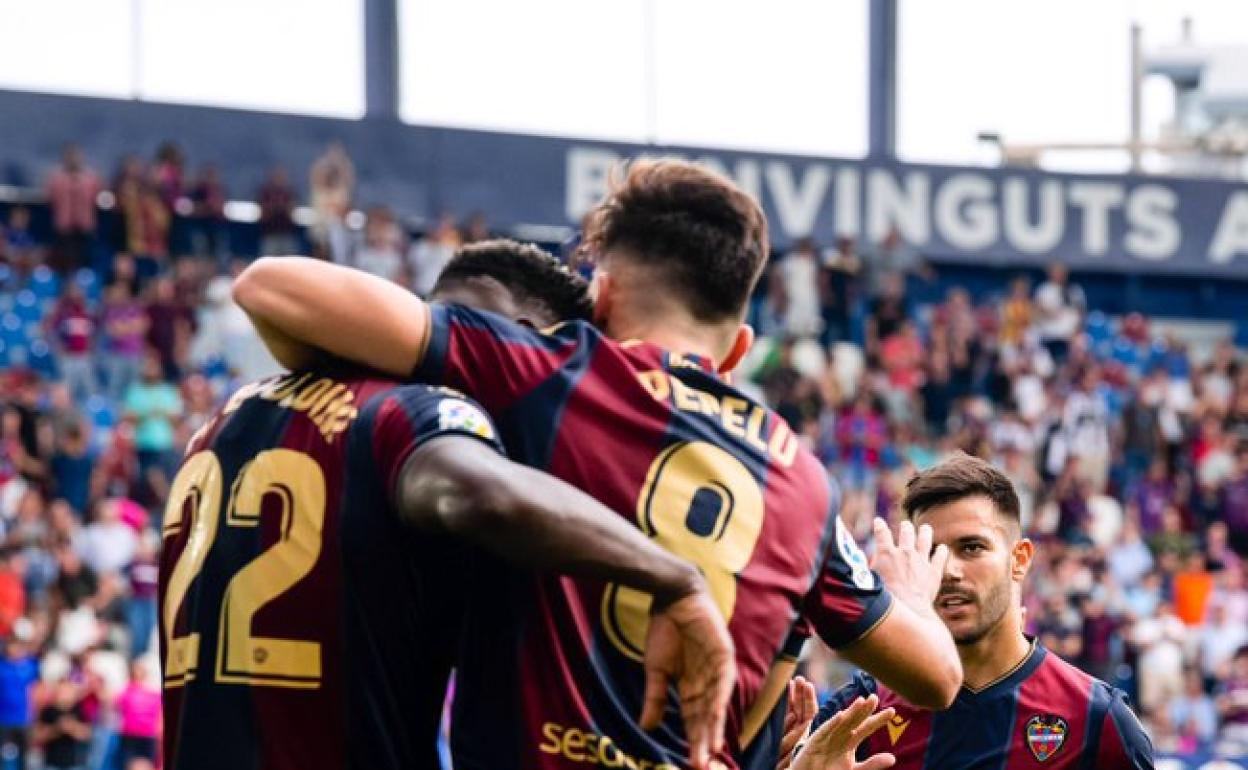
[225,373,359,441]
[635,370,798,468]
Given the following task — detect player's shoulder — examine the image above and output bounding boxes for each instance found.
[433,301,592,348]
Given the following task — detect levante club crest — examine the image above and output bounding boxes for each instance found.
[1025,714,1068,762]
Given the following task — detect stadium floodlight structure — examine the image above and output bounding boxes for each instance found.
[981,19,1248,180]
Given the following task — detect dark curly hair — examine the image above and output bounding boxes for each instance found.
[581,158,769,322]
[432,239,593,324]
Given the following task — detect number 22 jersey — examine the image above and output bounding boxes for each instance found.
[158,369,504,770]
[412,304,895,770]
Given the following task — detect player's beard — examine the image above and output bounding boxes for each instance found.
[944,564,1013,646]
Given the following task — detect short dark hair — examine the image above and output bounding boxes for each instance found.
[581,158,769,322]
[432,239,593,323]
[901,453,1021,528]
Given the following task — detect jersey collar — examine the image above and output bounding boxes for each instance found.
[962,637,1046,698]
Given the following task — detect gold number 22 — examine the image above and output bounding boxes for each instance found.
[602,441,765,660]
[162,449,325,690]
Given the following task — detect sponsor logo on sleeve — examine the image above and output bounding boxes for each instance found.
[836,517,875,591]
[437,398,496,440]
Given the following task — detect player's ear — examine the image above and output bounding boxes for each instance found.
[1011,538,1035,582]
[718,324,754,374]
[590,269,612,328]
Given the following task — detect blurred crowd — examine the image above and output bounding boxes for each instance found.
[1,140,1247,766]
[750,236,1248,757]
[0,141,500,770]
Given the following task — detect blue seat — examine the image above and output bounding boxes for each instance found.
[1,313,24,347]
[27,339,56,379]
[13,290,41,324]
[74,268,101,303]
[29,265,60,301]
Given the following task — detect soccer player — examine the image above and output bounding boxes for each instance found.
[789,454,1154,769]
[159,241,734,770]
[232,159,963,769]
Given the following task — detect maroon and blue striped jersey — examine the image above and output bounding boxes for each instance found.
[158,368,504,770]
[810,640,1154,769]
[411,303,895,770]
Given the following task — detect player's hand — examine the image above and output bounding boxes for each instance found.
[869,518,948,616]
[791,695,896,770]
[641,589,736,770]
[776,677,819,770]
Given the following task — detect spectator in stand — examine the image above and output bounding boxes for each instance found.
[50,422,95,519]
[122,352,181,490]
[114,659,159,767]
[1133,600,1187,716]
[864,226,927,300]
[44,144,101,275]
[98,282,149,404]
[353,206,406,282]
[257,165,299,257]
[145,275,195,381]
[79,498,137,578]
[834,391,887,494]
[0,552,25,641]
[125,534,157,659]
[1033,262,1085,364]
[865,271,908,359]
[2,206,40,276]
[54,547,97,613]
[187,163,229,262]
[998,276,1032,349]
[0,638,37,770]
[1218,646,1248,748]
[309,141,355,263]
[1168,668,1218,751]
[1222,445,1248,557]
[117,168,170,284]
[1173,552,1214,626]
[408,213,461,296]
[460,211,490,243]
[35,678,91,770]
[773,237,824,339]
[820,235,860,345]
[45,284,97,405]
[152,142,185,213]
[1199,599,1247,685]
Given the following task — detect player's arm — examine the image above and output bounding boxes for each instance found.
[806,518,960,711]
[837,519,960,710]
[395,435,736,768]
[397,434,707,602]
[232,256,428,376]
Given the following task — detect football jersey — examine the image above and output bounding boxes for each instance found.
[412,303,895,770]
[808,640,1154,769]
[159,368,504,770]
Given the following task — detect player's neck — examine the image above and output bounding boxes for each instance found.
[605,312,724,366]
[959,615,1032,692]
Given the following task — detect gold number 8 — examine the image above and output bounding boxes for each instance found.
[602,441,765,660]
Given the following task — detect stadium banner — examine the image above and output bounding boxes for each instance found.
[3,89,1248,275]
[553,143,1248,277]
[1156,751,1248,769]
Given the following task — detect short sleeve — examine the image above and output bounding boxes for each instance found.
[800,515,894,649]
[1094,688,1154,770]
[367,384,506,508]
[412,303,582,414]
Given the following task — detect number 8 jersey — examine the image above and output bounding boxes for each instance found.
[158,368,505,770]
[412,304,895,770]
